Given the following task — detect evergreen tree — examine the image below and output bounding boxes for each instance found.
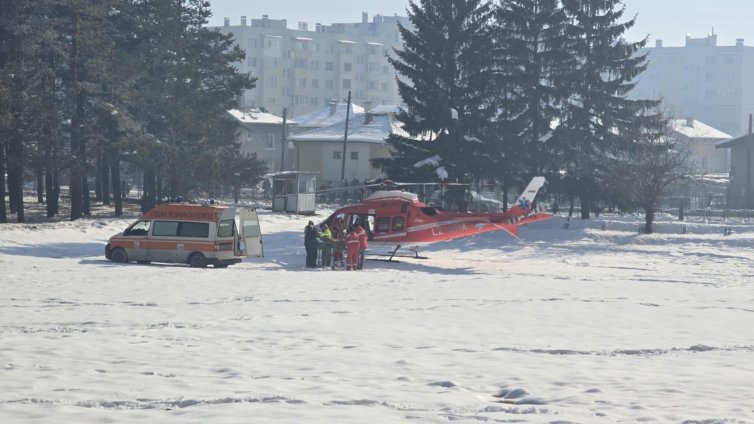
[491,0,572,205]
[556,0,659,218]
[374,0,495,191]
[127,0,254,209]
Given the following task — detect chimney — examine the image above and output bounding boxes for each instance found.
[329,100,337,116]
[364,112,374,124]
[303,22,308,31]
[737,38,745,47]
[362,12,368,23]
[262,14,268,19]
[686,117,694,127]
[315,23,322,32]
[655,39,663,48]
[240,16,246,26]
[223,17,229,27]
[298,21,303,31]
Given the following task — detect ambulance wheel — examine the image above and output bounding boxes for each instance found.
[188,252,207,268]
[111,248,128,264]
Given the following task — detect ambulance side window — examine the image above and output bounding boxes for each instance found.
[124,220,150,236]
[152,221,179,236]
[217,220,235,237]
[179,222,209,238]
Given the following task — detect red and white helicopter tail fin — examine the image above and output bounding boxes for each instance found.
[508,176,547,215]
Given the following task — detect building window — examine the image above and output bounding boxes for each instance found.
[265,134,275,150]
[350,151,358,160]
[333,151,342,160]
[325,80,334,89]
[342,79,351,89]
[299,78,307,88]
[325,62,334,71]
[343,63,352,72]
[312,79,318,88]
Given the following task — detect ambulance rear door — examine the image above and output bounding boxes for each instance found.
[239,207,264,258]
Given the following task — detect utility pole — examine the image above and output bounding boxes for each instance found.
[280,108,287,172]
[744,114,754,209]
[340,90,351,183]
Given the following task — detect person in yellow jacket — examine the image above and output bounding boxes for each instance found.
[318,223,333,267]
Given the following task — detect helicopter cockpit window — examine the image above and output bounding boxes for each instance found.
[391,216,404,232]
[420,206,437,216]
[375,217,391,233]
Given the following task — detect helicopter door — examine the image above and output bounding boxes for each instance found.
[347,213,375,241]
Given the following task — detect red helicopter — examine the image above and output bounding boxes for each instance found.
[321,176,552,260]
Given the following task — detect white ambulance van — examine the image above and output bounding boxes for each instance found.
[105,203,263,268]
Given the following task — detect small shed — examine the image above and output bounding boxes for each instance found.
[270,171,318,214]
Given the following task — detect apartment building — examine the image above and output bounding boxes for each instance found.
[214,13,408,118]
[631,34,754,137]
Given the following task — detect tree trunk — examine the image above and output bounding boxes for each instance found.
[0,141,6,223]
[644,207,654,234]
[580,193,590,220]
[568,194,575,218]
[110,153,122,216]
[7,134,25,223]
[45,167,56,218]
[502,177,509,212]
[141,167,156,212]
[82,176,91,216]
[36,163,44,203]
[95,153,104,202]
[69,12,84,220]
[101,154,110,206]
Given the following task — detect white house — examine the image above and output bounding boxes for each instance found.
[290,106,401,184]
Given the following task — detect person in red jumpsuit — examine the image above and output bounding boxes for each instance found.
[345,225,361,271]
[356,222,368,270]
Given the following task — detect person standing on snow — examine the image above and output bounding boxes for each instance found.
[304,220,318,268]
[345,226,361,271]
[355,221,368,270]
[318,223,333,267]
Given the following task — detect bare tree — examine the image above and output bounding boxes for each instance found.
[604,115,693,234]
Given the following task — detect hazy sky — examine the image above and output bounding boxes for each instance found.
[207,0,754,47]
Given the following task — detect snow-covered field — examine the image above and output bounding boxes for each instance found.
[1,210,753,423]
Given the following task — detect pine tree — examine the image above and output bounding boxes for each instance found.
[491,0,572,204]
[557,0,659,218]
[374,0,495,191]
[127,0,253,209]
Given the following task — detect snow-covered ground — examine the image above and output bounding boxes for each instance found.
[1,210,753,423]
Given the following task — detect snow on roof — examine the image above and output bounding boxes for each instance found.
[368,105,400,114]
[291,103,365,129]
[227,109,286,125]
[337,39,356,44]
[294,37,313,41]
[289,113,391,144]
[669,119,731,140]
[364,190,419,203]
